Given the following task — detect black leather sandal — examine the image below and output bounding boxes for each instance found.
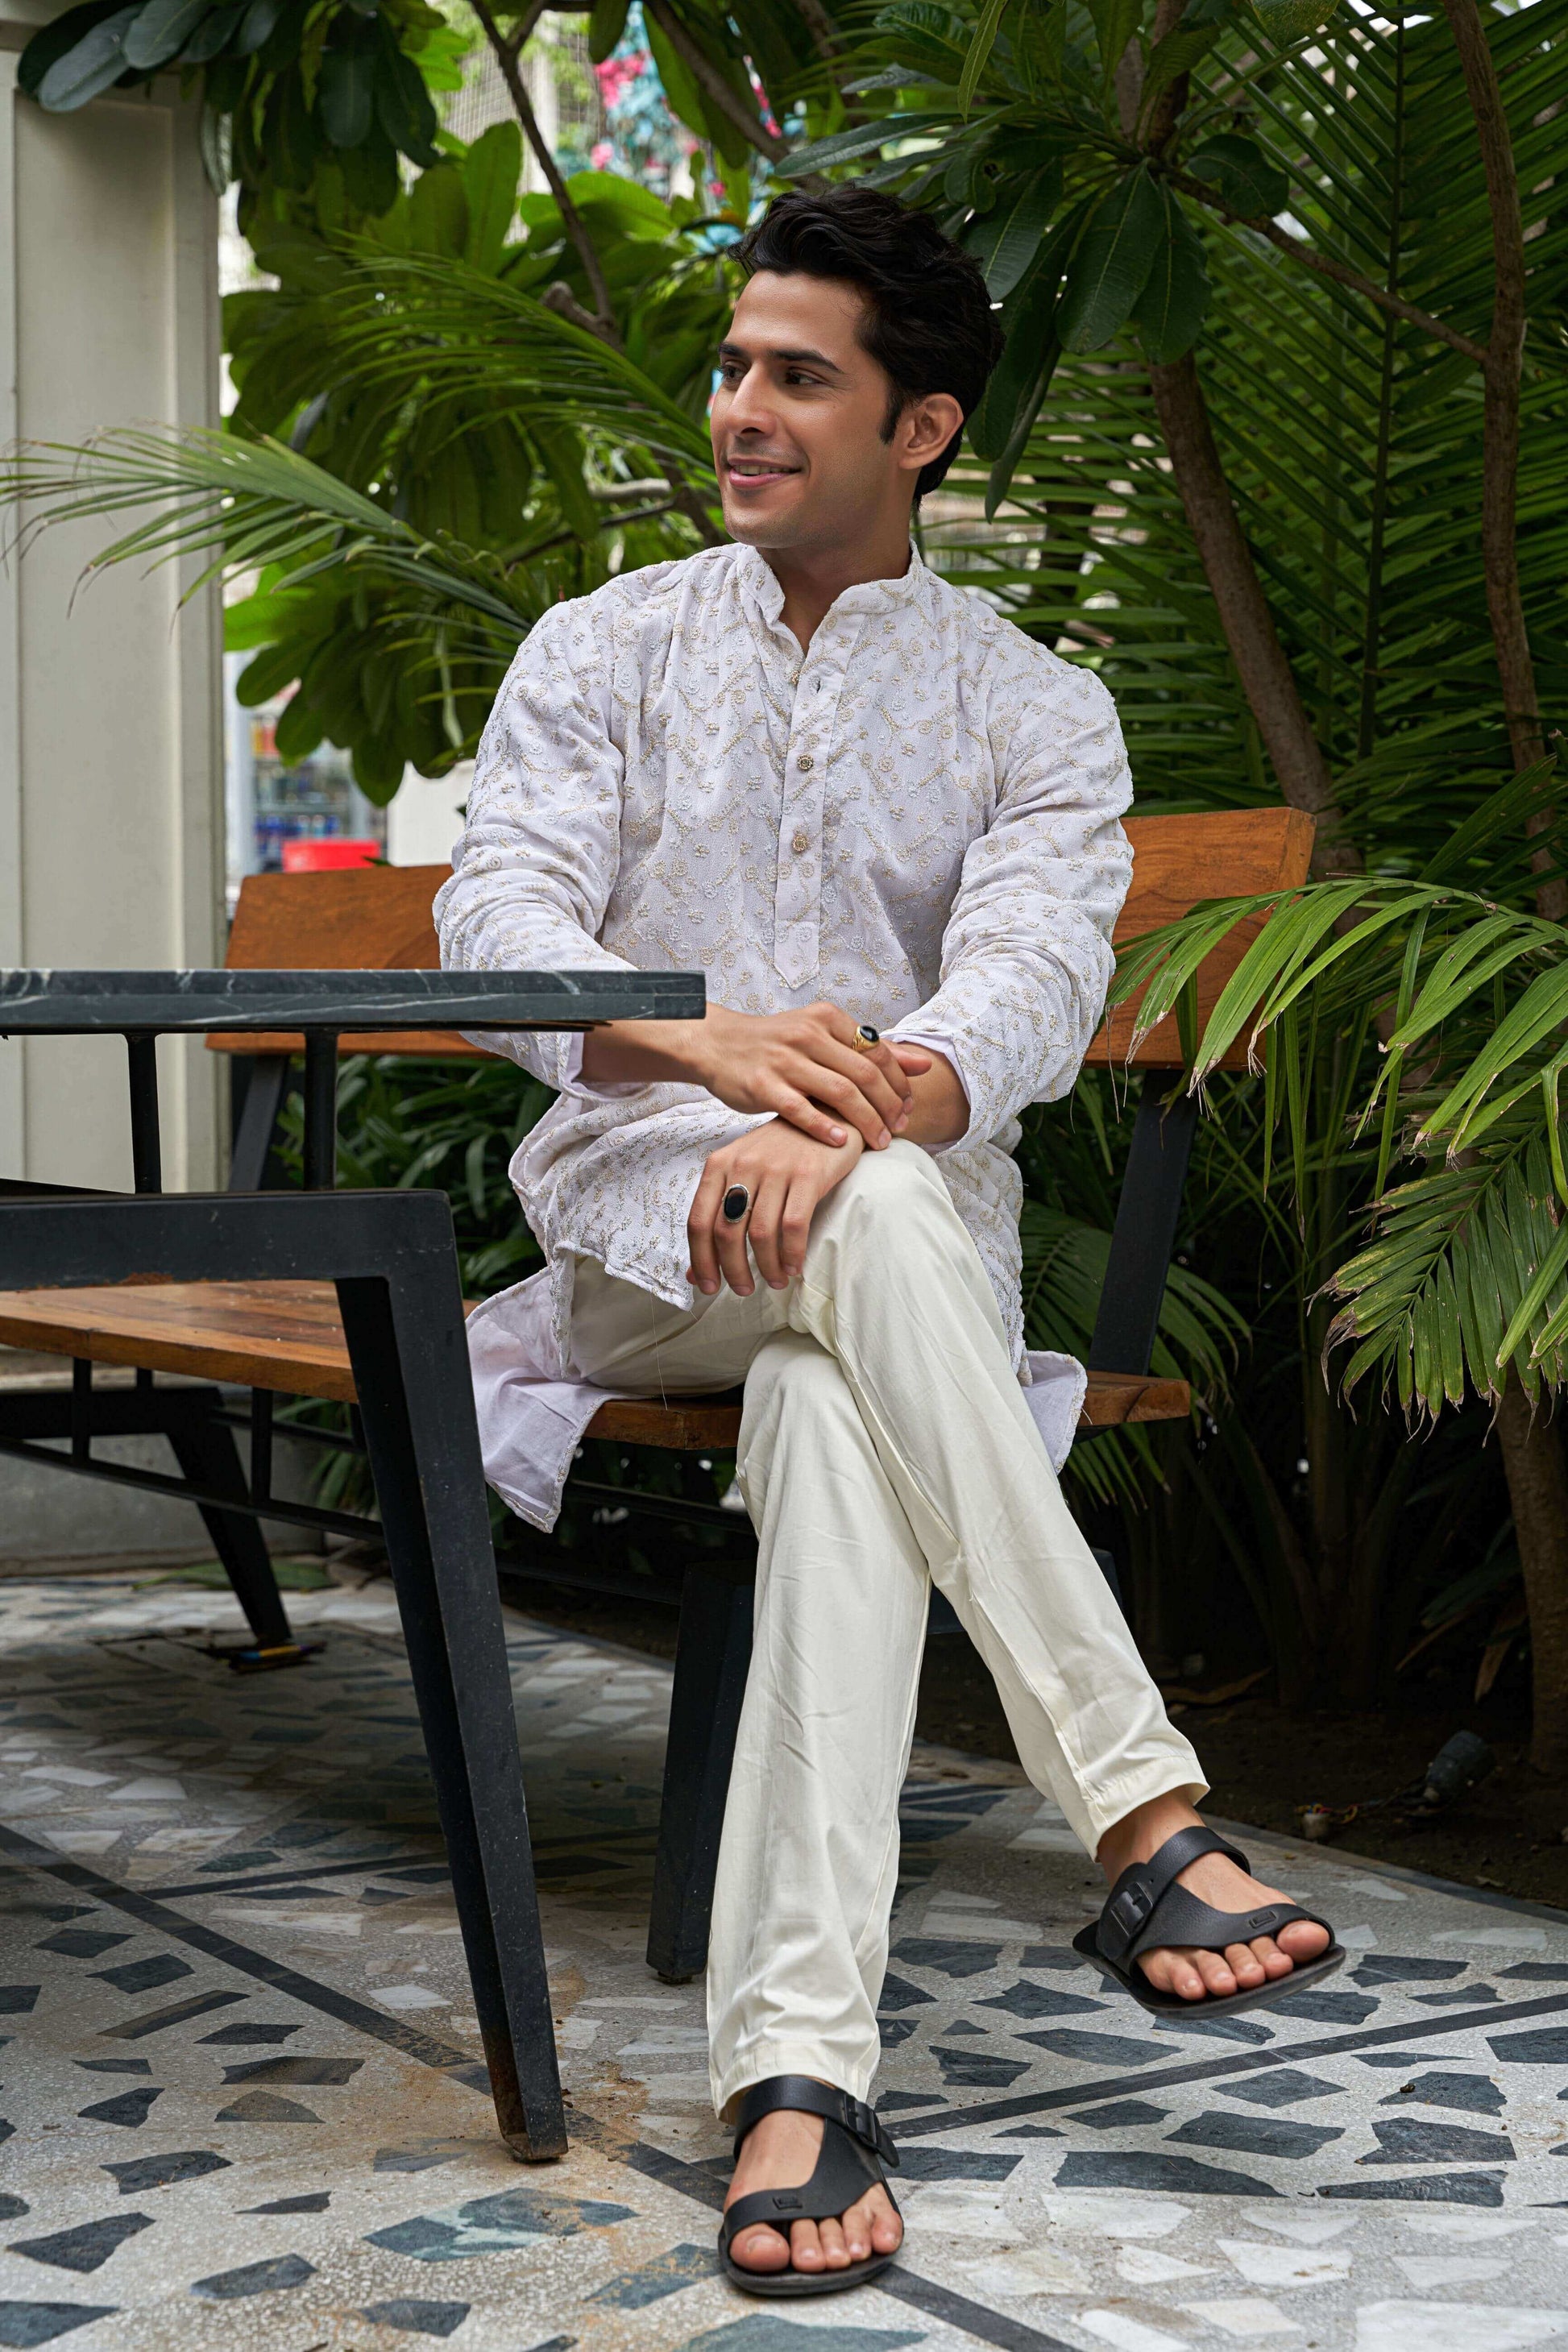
[718,2076,902,2298]
[1072,1823,1344,2017]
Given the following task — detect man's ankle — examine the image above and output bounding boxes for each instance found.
[1096,1790,1205,1881]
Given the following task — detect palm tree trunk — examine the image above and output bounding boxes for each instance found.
[1495,1376,1568,1779]
[1442,0,1568,1778]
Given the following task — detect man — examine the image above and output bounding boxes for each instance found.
[438,185,1338,2298]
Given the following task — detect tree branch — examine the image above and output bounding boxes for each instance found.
[1441,0,1557,848]
[500,0,550,60]
[642,0,790,168]
[470,0,616,330]
[1167,169,1491,367]
[1147,351,1354,874]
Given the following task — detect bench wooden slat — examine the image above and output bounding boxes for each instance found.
[1085,807,1315,1070]
[0,1282,1189,1434]
[209,810,1315,1070]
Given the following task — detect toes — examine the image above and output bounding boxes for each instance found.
[814,2217,851,2269]
[1249,1934,1294,1979]
[841,2194,877,2263]
[1277,1917,1330,1964]
[871,2192,904,2255]
[731,2224,791,2274]
[1225,1940,1267,1988]
[1194,1948,1238,1997]
[788,2220,826,2272]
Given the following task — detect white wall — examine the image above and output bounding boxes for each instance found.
[385,761,471,871]
[0,16,222,1189]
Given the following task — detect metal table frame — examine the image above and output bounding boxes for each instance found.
[0,966,704,2160]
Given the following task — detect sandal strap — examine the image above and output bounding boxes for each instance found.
[1097,1825,1249,1968]
[732,2074,900,2169]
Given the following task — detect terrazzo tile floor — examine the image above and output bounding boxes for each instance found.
[2,1573,1566,2352]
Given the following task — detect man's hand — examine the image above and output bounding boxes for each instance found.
[688,1120,865,1296]
[581,1001,931,1152]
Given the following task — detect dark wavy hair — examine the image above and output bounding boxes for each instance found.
[735,185,1004,501]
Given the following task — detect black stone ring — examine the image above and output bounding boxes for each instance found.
[721,1184,752,1225]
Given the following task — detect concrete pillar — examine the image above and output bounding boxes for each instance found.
[0,20,223,1191]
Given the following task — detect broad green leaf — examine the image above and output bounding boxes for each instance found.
[1129,182,1208,362]
[183,0,246,64]
[1056,168,1164,353]
[18,0,126,98]
[1251,0,1339,42]
[1085,0,1143,97]
[121,0,213,71]
[1186,131,1288,218]
[968,165,1063,299]
[375,25,441,168]
[969,201,1085,459]
[232,0,280,54]
[461,122,523,272]
[318,24,378,150]
[958,0,1008,114]
[587,0,631,65]
[36,5,139,108]
[775,112,954,176]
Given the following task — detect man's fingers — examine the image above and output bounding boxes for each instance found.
[687,1164,726,1294]
[889,1043,933,1076]
[748,1178,789,1288]
[767,1085,848,1149]
[803,1064,893,1150]
[713,1195,755,1296]
[808,1042,908,1133]
[781,1178,816,1281]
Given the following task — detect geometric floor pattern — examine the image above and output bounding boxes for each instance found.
[2,1574,1566,2351]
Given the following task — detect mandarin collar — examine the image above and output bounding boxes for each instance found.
[733,540,929,640]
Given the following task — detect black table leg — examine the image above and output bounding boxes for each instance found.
[647,1558,753,1985]
[338,1267,566,2161]
[164,1411,297,1655]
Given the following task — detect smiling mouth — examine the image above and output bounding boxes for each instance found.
[723,456,801,483]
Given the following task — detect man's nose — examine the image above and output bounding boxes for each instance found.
[724,364,777,437]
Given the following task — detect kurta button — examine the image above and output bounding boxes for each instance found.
[797,753,814,771]
[791,830,810,854]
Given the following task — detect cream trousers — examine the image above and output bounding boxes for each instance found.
[566,1142,1205,2116]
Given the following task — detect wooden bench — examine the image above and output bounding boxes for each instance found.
[0,805,1314,1988]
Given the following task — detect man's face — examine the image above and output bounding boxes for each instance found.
[710,271,942,550]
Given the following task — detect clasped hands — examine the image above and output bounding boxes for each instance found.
[579,997,964,1296]
[685,1002,933,1297]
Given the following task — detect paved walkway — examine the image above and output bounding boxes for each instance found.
[0,1573,1565,2351]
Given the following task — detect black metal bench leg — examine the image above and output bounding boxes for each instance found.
[647,1559,753,1985]
[338,1269,566,2161]
[164,1413,297,1653]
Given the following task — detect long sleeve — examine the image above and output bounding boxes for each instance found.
[887,654,1133,1145]
[434,601,641,1093]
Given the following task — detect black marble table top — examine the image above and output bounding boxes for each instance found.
[0,969,704,1035]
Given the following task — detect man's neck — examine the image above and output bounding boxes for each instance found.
[758,518,914,652]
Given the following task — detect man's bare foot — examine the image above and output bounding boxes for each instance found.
[1097,1793,1329,2003]
[724,2104,902,2279]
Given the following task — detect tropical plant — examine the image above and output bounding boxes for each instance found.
[8,0,1568,1750]
[19,0,465,219]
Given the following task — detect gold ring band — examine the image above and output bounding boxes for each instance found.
[852,1023,881,1055]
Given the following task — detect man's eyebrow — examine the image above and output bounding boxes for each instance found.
[716,339,847,375]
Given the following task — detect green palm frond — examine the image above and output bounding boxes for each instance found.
[0,425,533,633]
[1020,1198,1248,1503]
[1106,770,1568,1411]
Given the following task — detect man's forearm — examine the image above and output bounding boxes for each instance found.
[898,1050,969,1149]
[580,1017,711,1088]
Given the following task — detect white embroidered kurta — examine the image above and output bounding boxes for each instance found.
[437,539,1134,1526]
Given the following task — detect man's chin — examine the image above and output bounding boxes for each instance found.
[719,493,815,549]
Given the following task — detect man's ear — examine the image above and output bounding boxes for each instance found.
[897,392,964,474]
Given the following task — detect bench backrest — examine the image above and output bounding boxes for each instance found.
[218,807,1314,1070]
